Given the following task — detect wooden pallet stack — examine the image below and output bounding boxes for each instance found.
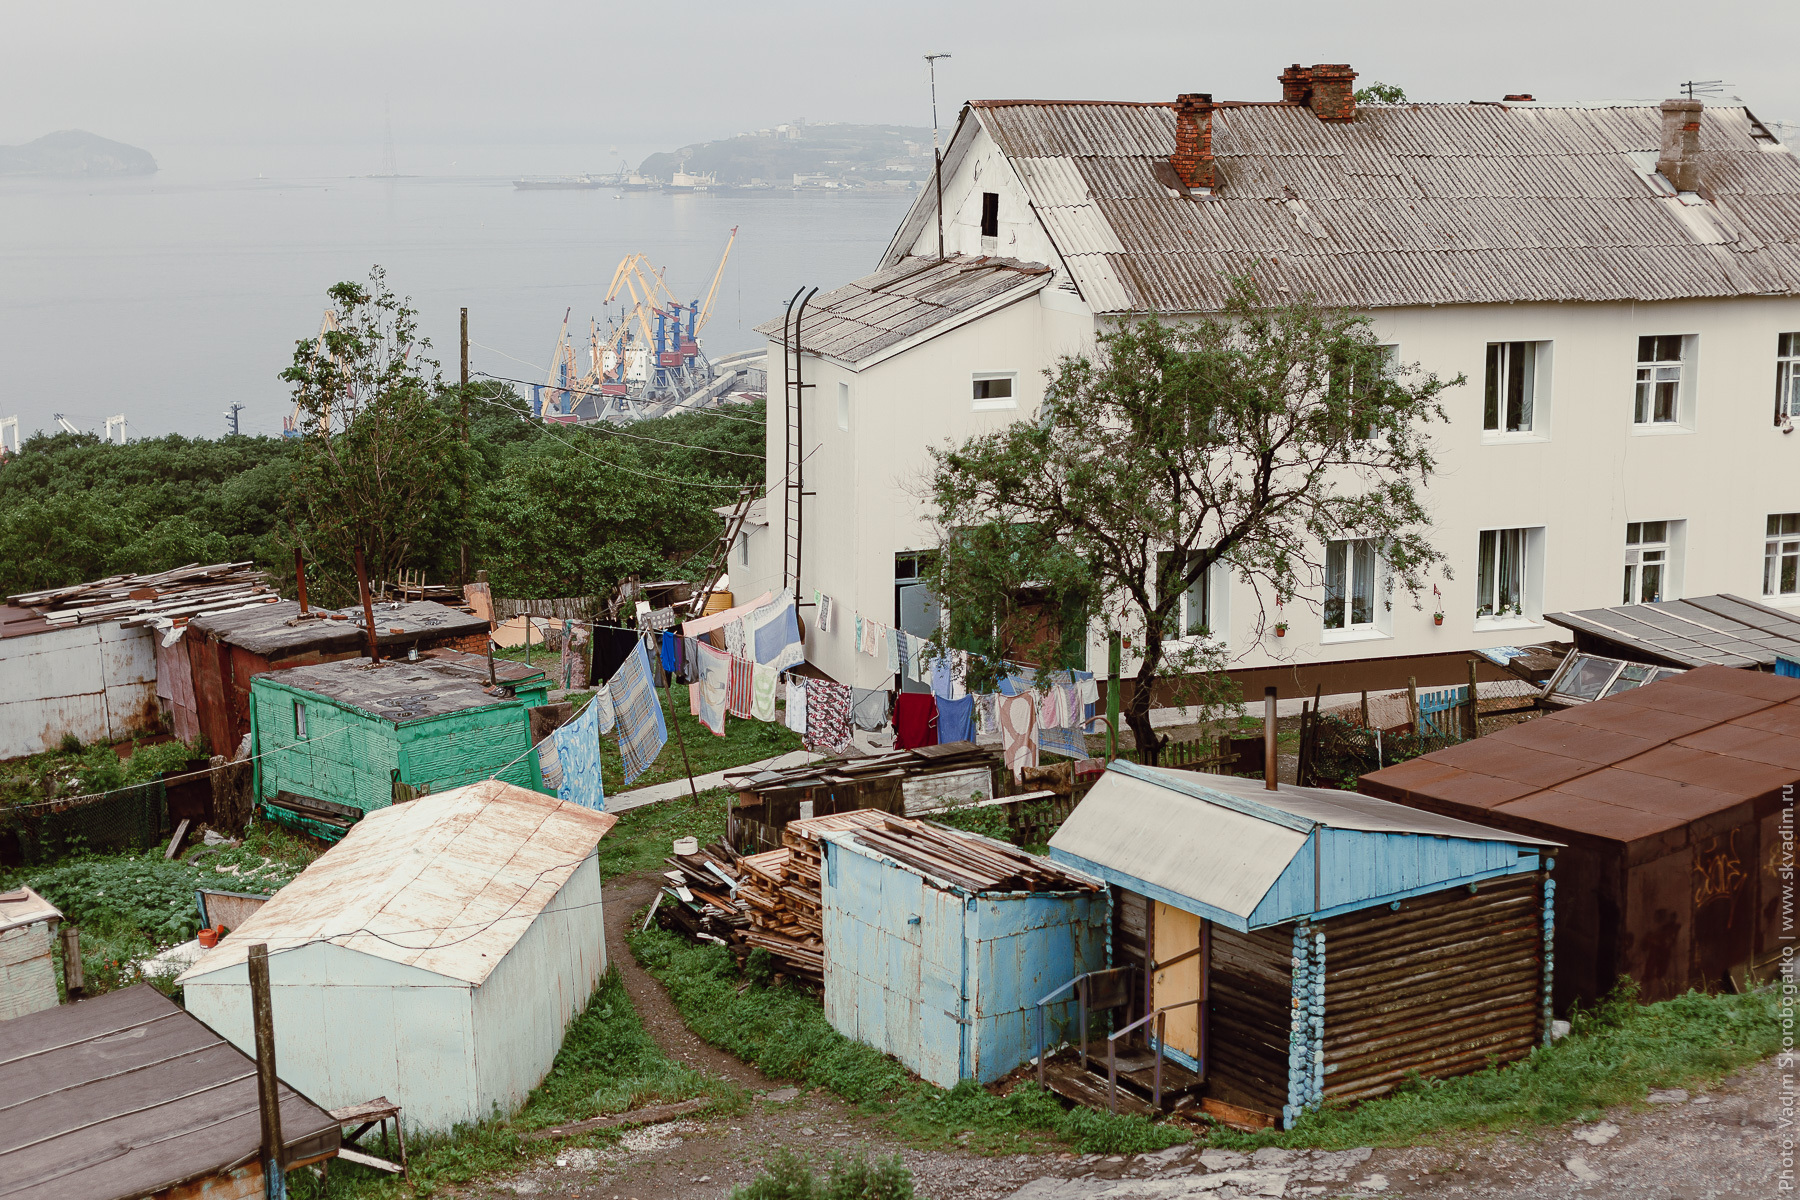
[729,810,892,983]
[654,841,749,946]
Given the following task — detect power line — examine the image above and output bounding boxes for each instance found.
[470,370,767,427]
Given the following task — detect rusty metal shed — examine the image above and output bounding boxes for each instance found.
[0,983,338,1199]
[1361,664,1800,1008]
[178,780,616,1134]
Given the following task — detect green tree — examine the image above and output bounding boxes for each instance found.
[1354,81,1407,104]
[280,267,471,604]
[925,278,1462,760]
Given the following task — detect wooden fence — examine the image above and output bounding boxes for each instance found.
[491,596,602,622]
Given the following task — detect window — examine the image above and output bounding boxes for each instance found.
[1768,514,1800,598]
[1156,551,1214,638]
[980,191,999,238]
[836,381,850,431]
[972,372,1016,411]
[1484,342,1538,434]
[1324,539,1379,631]
[1622,522,1670,604]
[1329,344,1396,441]
[1634,335,1686,425]
[1777,333,1800,426]
[293,701,308,739]
[1476,528,1532,619]
[736,532,749,567]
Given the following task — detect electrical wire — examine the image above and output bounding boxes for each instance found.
[470,370,767,427]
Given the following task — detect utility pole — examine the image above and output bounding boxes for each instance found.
[225,403,244,437]
[459,307,470,584]
[925,52,952,261]
[248,944,287,1200]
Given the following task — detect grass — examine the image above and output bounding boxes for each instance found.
[1210,981,1781,1151]
[1,822,322,998]
[284,966,735,1198]
[731,1149,914,1200]
[0,734,208,808]
[597,785,733,880]
[628,923,1189,1156]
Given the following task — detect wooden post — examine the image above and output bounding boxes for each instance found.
[248,943,285,1199]
[665,674,701,806]
[1467,657,1482,739]
[1106,631,1121,760]
[60,925,83,1001]
[1407,676,1420,731]
[293,549,309,615]
[1263,686,1278,791]
[355,549,380,663]
[1359,690,1369,729]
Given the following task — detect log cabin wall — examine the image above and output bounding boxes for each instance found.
[1318,872,1546,1104]
[1206,923,1293,1116]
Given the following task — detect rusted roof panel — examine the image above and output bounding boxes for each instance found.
[179,780,616,987]
[190,598,489,658]
[752,255,1052,364]
[1363,665,1800,844]
[966,99,1800,312]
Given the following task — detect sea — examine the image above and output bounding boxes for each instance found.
[0,154,914,440]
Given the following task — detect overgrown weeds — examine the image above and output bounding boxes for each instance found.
[628,923,1187,1155]
[731,1148,914,1200]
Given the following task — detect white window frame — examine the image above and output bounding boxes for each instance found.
[1776,333,1800,428]
[1155,552,1229,647]
[972,371,1018,412]
[1321,538,1388,643]
[1475,526,1546,629]
[836,381,850,431]
[1482,340,1552,441]
[1633,334,1696,432]
[293,700,308,739]
[1623,520,1679,605]
[1768,513,1800,600]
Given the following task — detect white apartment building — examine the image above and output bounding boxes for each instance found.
[735,63,1800,698]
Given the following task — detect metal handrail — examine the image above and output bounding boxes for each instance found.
[1105,998,1204,1113]
[1034,967,1134,1089]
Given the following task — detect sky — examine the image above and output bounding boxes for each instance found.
[5,0,1797,172]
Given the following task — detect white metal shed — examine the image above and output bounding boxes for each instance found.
[178,779,617,1133]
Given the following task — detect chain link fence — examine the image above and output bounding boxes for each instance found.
[0,782,169,867]
[1300,713,1465,790]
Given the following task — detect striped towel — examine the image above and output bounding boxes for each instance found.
[611,639,667,785]
[728,655,754,719]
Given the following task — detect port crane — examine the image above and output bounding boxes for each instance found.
[283,311,343,438]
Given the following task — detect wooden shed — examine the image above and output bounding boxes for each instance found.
[1362,664,1800,1006]
[0,886,62,1021]
[249,653,552,840]
[179,781,616,1133]
[0,984,339,1199]
[1047,762,1558,1128]
[173,599,493,756]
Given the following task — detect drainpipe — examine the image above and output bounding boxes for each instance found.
[1264,686,1278,790]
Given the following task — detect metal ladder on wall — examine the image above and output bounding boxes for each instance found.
[780,287,818,599]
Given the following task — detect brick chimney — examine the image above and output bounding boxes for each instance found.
[1279,65,1313,105]
[1171,92,1216,189]
[1657,97,1704,192]
[1307,64,1358,121]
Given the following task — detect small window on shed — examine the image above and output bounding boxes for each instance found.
[293,701,308,739]
[980,191,999,239]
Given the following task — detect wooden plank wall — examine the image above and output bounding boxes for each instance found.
[1319,873,1544,1103]
[1207,924,1293,1115]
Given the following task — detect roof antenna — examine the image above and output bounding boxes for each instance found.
[1679,80,1728,100]
[925,52,953,261]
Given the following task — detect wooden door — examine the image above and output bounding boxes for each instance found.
[1150,901,1207,1061]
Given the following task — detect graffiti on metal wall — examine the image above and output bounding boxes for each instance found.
[1692,831,1749,914]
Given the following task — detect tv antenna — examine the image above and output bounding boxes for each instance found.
[924,52,952,261]
[1680,80,1729,100]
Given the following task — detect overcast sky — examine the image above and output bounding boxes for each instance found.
[7,0,1797,168]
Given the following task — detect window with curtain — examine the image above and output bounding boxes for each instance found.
[1484,342,1538,433]
[1634,335,1685,425]
[1477,529,1528,618]
[1623,521,1670,604]
[1156,551,1213,638]
[1776,333,1800,426]
[1768,514,1800,598]
[1323,539,1378,630]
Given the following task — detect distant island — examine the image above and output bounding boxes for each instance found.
[0,130,157,177]
[638,120,933,189]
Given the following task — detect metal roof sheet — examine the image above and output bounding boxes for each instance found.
[1364,665,1800,843]
[945,99,1800,311]
[752,255,1053,364]
[189,598,490,658]
[0,886,60,935]
[0,985,338,1200]
[178,780,616,987]
[258,652,544,723]
[1546,593,1800,669]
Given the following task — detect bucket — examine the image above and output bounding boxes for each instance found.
[673,836,699,856]
[701,591,734,617]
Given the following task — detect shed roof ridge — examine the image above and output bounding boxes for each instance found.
[409,788,573,960]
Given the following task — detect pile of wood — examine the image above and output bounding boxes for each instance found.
[850,818,1102,893]
[653,841,750,946]
[731,810,895,983]
[7,562,274,629]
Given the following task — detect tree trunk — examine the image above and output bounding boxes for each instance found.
[1123,635,1166,764]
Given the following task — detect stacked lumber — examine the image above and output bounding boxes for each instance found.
[7,562,274,629]
[851,818,1103,894]
[720,811,891,983]
[654,841,748,946]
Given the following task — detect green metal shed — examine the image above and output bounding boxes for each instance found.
[250,652,552,839]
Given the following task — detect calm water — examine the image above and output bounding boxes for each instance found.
[0,166,913,439]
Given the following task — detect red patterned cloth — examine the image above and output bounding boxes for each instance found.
[804,680,853,752]
[727,655,754,719]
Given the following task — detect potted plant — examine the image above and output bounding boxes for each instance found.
[1274,621,1288,638]
[1432,585,1445,625]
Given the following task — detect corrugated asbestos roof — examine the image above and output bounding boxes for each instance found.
[925,100,1800,312]
[1048,761,1550,924]
[1363,664,1800,843]
[179,781,616,987]
[0,985,338,1200]
[752,255,1053,363]
[1546,593,1800,669]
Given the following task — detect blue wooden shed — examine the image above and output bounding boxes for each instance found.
[818,819,1108,1089]
[1046,762,1560,1128]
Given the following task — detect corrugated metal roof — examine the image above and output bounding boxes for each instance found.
[955,99,1800,311]
[1546,593,1800,669]
[0,886,59,936]
[1363,665,1800,843]
[179,780,616,987]
[190,598,490,658]
[752,255,1053,364]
